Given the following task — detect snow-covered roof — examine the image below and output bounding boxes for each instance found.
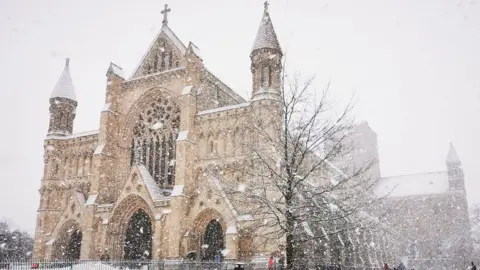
[374,171,449,198]
[45,129,99,140]
[137,164,164,201]
[187,42,202,58]
[45,238,55,246]
[94,143,105,155]
[204,69,246,103]
[446,143,461,164]
[209,174,238,217]
[197,102,250,116]
[50,58,76,101]
[170,185,184,197]
[85,194,97,206]
[106,62,125,79]
[251,7,281,54]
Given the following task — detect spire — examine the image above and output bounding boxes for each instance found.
[50,58,76,101]
[446,142,461,164]
[251,1,281,55]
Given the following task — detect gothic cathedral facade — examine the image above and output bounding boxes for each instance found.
[33,3,283,262]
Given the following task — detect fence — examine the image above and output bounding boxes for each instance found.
[0,260,383,270]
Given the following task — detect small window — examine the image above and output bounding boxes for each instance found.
[209,141,215,154]
[153,54,158,71]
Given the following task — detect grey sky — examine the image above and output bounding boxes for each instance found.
[0,0,479,234]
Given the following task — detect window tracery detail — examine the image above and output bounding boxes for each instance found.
[131,97,180,189]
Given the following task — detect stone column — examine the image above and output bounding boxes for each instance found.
[79,205,96,259]
[45,242,53,260]
[152,217,163,260]
[225,233,238,260]
[164,198,183,259]
[32,214,46,260]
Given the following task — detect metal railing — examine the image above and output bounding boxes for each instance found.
[0,260,383,270]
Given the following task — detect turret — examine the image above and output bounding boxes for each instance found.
[446,143,465,190]
[250,1,282,101]
[48,58,77,136]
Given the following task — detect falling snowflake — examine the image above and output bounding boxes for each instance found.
[151,122,163,130]
[238,183,246,192]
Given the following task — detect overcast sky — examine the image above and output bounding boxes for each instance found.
[0,0,479,234]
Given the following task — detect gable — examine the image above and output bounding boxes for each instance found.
[120,164,167,203]
[131,25,187,79]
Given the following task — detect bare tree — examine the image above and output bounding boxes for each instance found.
[213,67,388,269]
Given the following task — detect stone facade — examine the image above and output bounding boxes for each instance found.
[33,3,284,263]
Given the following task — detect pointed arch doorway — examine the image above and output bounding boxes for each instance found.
[123,209,153,260]
[202,220,225,261]
[52,220,82,261]
[65,229,82,260]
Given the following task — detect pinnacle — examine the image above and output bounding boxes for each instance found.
[50,58,77,101]
[446,142,461,164]
[251,2,281,55]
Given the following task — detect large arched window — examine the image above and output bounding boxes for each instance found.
[131,97,180,189]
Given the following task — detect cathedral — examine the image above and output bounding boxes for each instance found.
[353,122,472,269]
[32,2,472,269]
[34,2,284,263]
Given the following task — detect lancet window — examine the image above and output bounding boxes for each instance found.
[260,65,272,88]
[130,97,180,189]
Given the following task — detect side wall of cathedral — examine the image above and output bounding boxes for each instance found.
[379,190,471,266]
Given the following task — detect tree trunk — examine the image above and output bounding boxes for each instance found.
[285,214,294,270]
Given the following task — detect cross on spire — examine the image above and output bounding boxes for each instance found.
[264,1,269,14]
[161,4,171,26]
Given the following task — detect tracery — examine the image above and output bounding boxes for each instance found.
[131,97,180,189]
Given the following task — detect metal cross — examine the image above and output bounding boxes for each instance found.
[264,1,269,14]
[161,4,171,26]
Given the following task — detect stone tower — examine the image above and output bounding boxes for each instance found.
[446,143,465,190]
[250,1,282,101]
[48,58,77,136]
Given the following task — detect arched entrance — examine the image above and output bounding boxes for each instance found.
[52,220,82,261]
[64,229,82,260]
[123,209,153,260]
[106,195,156,260]
[202,220,224,261]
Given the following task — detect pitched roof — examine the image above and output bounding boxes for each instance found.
[374,171,449,198]
[137,164,165,201]
[251,4,281,54]
[446,142,461,164]
[106,62,125,79]
[50,58,76,101]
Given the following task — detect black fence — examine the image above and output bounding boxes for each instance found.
[0,260,383,270]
